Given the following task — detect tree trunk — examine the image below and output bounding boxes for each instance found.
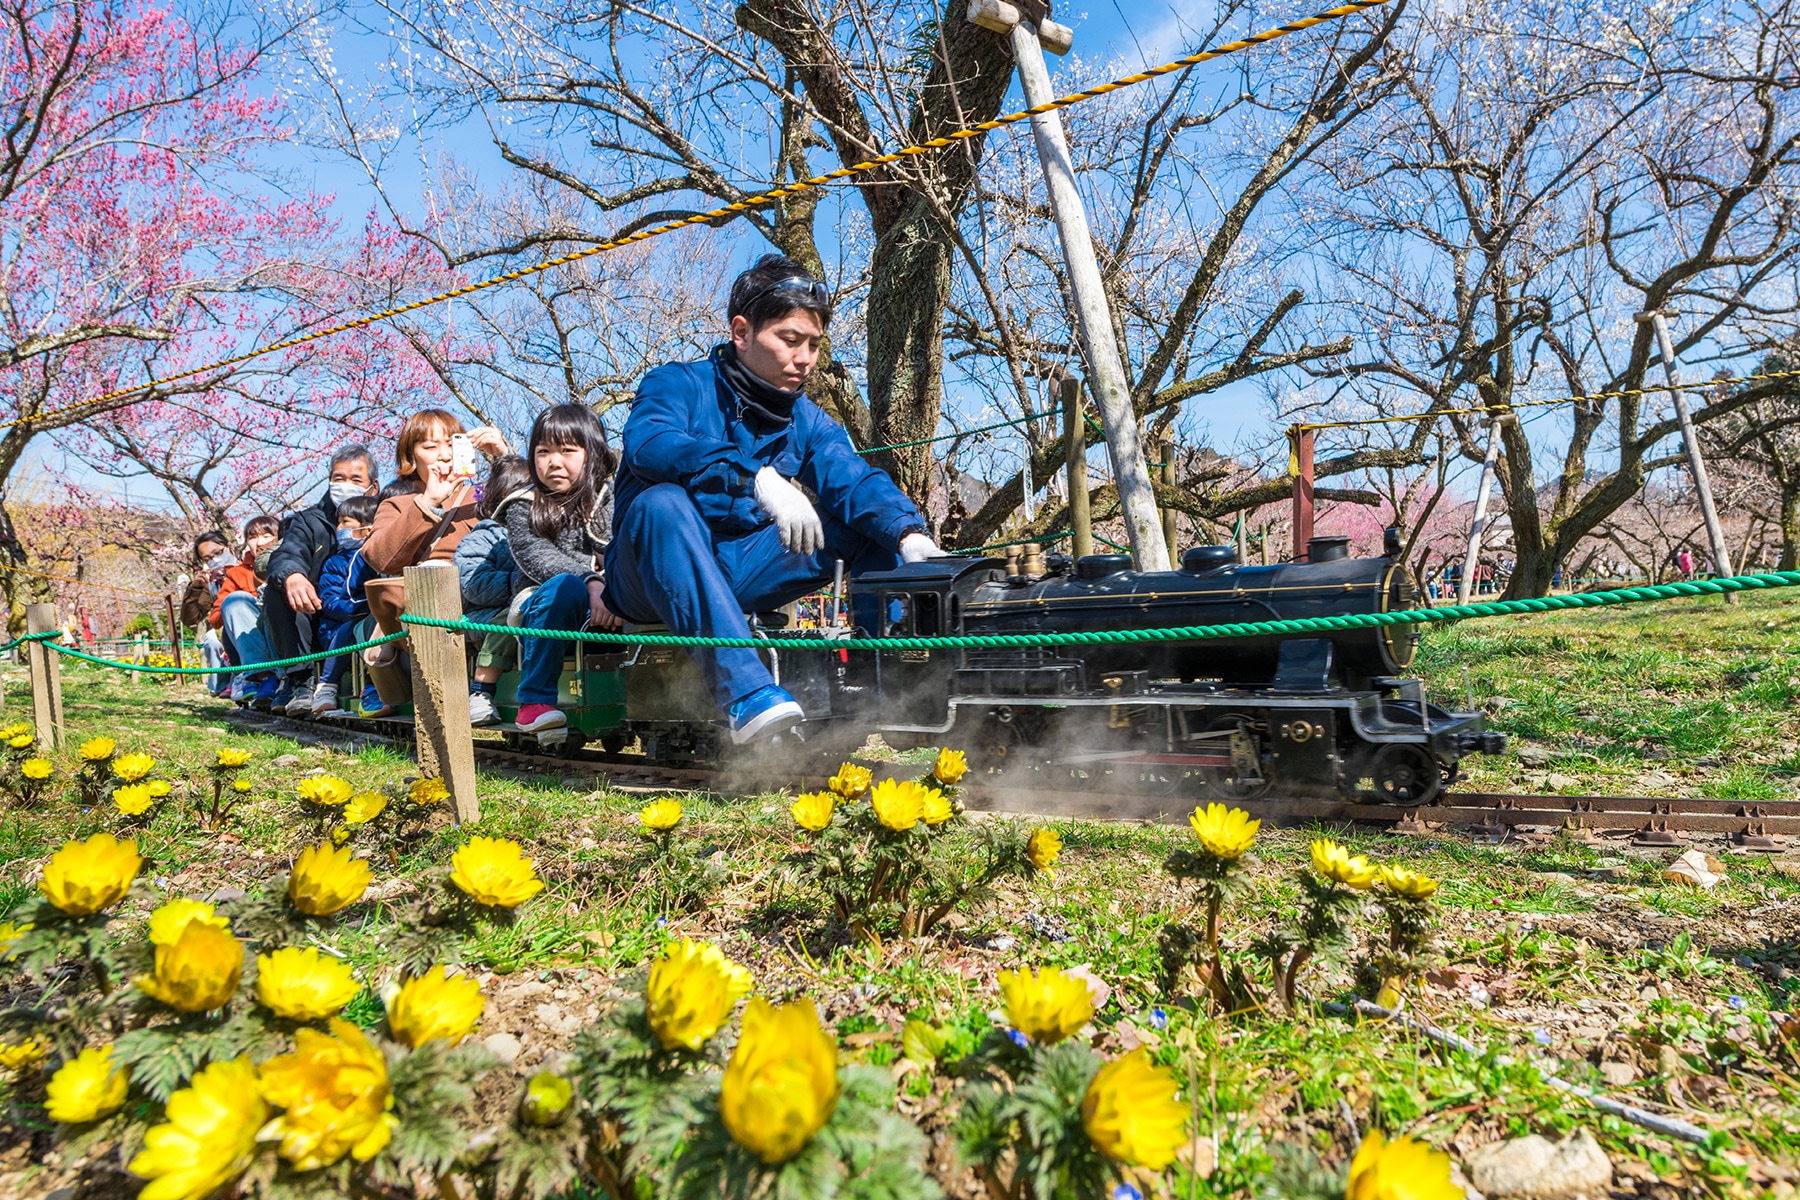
[866,212,954,500]
[1781,482,1799,571]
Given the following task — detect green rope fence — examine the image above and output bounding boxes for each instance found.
[37,631,406,676]
[397,571,1800,652]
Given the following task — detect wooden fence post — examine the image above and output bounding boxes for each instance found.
[163,593,182,668]
[1289,425,1315,561]
[1062,377,1093,560]
[1158,439,1180,567]
[404,563,479,823]
[26,603,64,750]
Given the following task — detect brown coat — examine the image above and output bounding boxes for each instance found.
[360,489,480,577]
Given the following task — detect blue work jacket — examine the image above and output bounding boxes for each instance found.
[613,347,924,549]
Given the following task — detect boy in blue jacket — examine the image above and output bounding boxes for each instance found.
[309,496,383,718]
[602,255,945,743]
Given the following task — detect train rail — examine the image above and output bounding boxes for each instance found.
[226,709,1797,848]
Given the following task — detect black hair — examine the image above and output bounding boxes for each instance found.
[243,514,280,541]
[726,253,833,332]
[329,443,377,479]
[527,404,618,540]
[192,530,229,561]
[478,454,534,521]
[336,496,379,527]
[377,479,419,502]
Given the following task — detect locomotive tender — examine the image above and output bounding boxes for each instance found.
[480,531,1504,806]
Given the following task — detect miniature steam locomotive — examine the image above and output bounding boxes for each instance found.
[469,531,1505,806]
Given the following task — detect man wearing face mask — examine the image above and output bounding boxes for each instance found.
[605,254,947,745]
[261,444,379,715]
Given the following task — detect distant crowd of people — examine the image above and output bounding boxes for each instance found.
[181,254,943,742]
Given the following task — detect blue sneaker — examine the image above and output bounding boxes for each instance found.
[727,685,804,744]
[250,674,281,711]
[269,680,294,712]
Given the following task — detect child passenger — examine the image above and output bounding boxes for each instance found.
[454,454,534,725]
[310,495,386,719]
[506,404,621,734]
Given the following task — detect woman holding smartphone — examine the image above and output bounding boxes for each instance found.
[359,409,509,704]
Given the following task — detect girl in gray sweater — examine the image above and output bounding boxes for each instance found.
[509,404,623,734]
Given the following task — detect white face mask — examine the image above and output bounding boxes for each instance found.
[205,550,236,571]
[329,481,366,508]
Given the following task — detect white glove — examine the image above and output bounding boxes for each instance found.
[755,467,825,555]
[899,532,945,563]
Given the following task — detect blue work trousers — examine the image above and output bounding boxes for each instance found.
[603,482,899,711]
[218,592,272,676]
[515,574,592,706]
[317,617,369,686]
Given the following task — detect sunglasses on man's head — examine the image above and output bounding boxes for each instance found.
[736,276,833,317]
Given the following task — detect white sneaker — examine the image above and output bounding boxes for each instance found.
[469,691,498,726]
[310,682,340,716]
[283,681,316,716]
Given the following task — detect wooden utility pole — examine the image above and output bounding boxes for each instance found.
[1637,310,1735,603]
[1158,440,1180,567]
[1289,426,1315,560]
[1062,377,1093,559]
[1457,415,1507,606]
[404,563,479,822]
[1001,15,1169,570]
[26,603,64,749]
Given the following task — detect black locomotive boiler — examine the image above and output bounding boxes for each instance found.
[618,532,1504,805]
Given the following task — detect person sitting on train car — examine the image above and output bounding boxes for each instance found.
[455,454,534,726]
[208,515,281,707]
[357,410,509,706]
[308,495,381,718]
[504,404,619,735]
[605,254,945,744]
[181,529,234,696]
[260,444,380,715]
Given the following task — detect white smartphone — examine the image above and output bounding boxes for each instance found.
[450,433,477,480]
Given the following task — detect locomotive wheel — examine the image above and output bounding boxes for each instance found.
[1192,715,1271,803]
[1368,743,1444,807]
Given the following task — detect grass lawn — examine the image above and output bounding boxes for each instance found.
[1,588,1798,1198]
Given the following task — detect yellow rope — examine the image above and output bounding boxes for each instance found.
[4,0,1397,434]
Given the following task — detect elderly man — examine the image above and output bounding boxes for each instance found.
[602,254,945,743]
[262,444,379,714]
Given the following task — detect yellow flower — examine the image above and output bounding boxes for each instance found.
[20,757,51,780]
[1345,1130,1461,1200]
[129,1056,266,1200]
[1080,1048,1189,1169]
[215,747,251,768]
[1311,839,1379,890]
[1188,803,1260,860]
[256,947,360,1022]
[1027,828,1062,874]
[0,1036,45,1069]
[521,1071,574,1126]
[112,752,156,782]
[148,780,171,798]
[288,842,372,917]
[0,920,31,958]
[719,997,839,1164]
[257,1019,396,1171]
[1378,865,1440,900]
[408,777,448,806]
[79,736,116,762]
[231,778,254,794]
[932,747,968,785]
[386,966,484,1048]
[114,783,155,815]
[869,777,925,832]
[45,1045,130,1123]
[39,832,142,915]
[0,720,27,739]
[645,938,753,1051]
[450,836,544,907]
[343,791,388,825]
[790,791,835,832]
[297,775,354,807]
[998,965,1095,1045]
[920,786,954,825]
[828,763,871,799]
[148,899,229,946]
[8,733,32,750]
[135,920,243,1013]
[639,798,683,831]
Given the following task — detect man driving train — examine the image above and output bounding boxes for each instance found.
[601,254,947,742]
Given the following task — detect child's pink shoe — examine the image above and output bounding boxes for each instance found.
[515,704,567,733]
